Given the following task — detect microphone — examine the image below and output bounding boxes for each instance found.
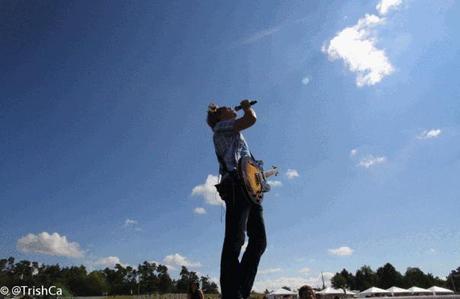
[234,100,258,111]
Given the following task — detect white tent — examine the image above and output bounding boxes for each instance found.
[386,286,409,295]
[267,288,298,299]
[270,288,298,295]
[345,290,357,295]
[428,286,454,294]
[358,287,390,297]
[316,288,355,299]
[407,287,432,294]
[318,287,347,295]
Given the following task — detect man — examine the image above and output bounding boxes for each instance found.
[299,285,317,299]
[207,100,267,299]
[188,281,204,299]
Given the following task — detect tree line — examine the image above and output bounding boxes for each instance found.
[330,263,460,292]
[0,257,219,296]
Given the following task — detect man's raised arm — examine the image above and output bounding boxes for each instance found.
[234,99,257,131]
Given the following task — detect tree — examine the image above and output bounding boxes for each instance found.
[35,263,62,287]
[355,266,378,291]
[376,263,403,289]
[86,271,109,295]
[331,272,347,289]
[446,267,460,292]
[0,258,15,288]
[332,269,356,290]
[157,265,173,293]
[138,261,159,294]
[13,260,34,286]
[175,266,199,293]
[103,264,130,295]
[126,266,139,295]
[61,265,88,295]
[426,273,447,288]
[0,256,221,296]
[0,259,8,287]
[200,276,219,294]
[176,266,191,293]
[402,267,430,288]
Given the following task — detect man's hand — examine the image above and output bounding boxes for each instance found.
[234,99,257,131]
[240,99,252,111]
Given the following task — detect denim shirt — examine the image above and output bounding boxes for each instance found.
[213,119,250,175]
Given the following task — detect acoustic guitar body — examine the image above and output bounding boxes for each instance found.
[239,156,264,204]
[238,156,278,205]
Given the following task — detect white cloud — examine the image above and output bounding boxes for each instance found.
[253,272,334,292]
[427,248,437,255]
[417,129,442,140]
[358,155,387,168]
[350,148,358,157]
[323,14,394,87]
[123,218,142,231]
[301,77,310,85]
[328,246,354,256]
[124,218,138,227]
[319,272,335,286]
[191,174,223,206]
[299,267,311,274]
[163,253,202,269]
[286,169,299,179]
[268,180,283,187]
[95,256,125,268]
[254,276,308,292]
[259,268,282,275]
[193,207,207,215]
[17,232,84,258]
[236,17,309,47]
[239,26,282,45]
[377,0,403,15]
[323,0,405,87]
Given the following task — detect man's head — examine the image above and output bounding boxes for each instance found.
[207,103,237,128]
[299,285,316,299]
[189,281,200,292]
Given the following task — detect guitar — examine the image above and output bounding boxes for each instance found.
[238,156,279,205]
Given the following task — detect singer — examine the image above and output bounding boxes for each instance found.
[206,99,266,299]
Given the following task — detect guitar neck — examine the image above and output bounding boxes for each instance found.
[263,168,278,178]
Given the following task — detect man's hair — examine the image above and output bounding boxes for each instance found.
[299,285,315,299]
[207,110,220,129]
[207,103,224,129]
[188,281,200,293]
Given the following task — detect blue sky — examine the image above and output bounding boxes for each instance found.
[1,0,459,291]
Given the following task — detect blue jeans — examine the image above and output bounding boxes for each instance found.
[219,178,267,299]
